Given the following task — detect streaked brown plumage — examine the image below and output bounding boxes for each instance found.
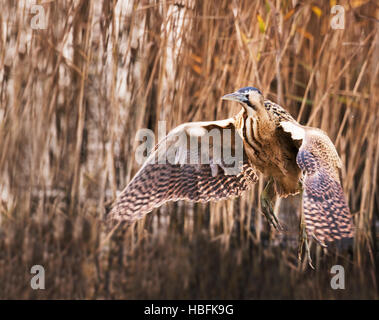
[281,121,354,244]
[108,86,354,247]
[108,118,258,222]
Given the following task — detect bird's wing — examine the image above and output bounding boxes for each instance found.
[264,99,297,124]
[108,118,258,223]
[280,121,354,246]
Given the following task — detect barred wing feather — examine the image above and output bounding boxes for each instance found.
[108,119,258,223]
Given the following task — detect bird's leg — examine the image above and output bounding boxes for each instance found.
[260,177,282,231]
[298,197,315,269]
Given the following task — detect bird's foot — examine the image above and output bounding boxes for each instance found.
[298,222,314,269]
[261,193,283,231]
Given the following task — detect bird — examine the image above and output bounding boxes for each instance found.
[107,86,355,261]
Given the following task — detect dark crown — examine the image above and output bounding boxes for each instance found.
[237,87,262,95]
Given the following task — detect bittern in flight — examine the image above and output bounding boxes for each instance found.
[108,87,354,263]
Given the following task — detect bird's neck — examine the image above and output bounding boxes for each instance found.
[249,107,276,141]
[235,108,275,147]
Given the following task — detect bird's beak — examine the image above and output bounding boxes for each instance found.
[221,92,248,103]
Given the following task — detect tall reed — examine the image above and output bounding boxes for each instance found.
[0,0,377,299]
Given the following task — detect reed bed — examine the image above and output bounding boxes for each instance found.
[0,0,378,299]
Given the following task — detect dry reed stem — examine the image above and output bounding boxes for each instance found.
[0,0,377,299]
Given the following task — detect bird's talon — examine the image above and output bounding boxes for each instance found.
[260,179,283,232]
[298,215,316,269]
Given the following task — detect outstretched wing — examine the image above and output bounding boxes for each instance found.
[281,121,354,246]
[108,119,258,223]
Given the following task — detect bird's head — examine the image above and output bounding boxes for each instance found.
[221,86,264,115]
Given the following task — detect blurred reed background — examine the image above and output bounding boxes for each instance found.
[0,0,378,299]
